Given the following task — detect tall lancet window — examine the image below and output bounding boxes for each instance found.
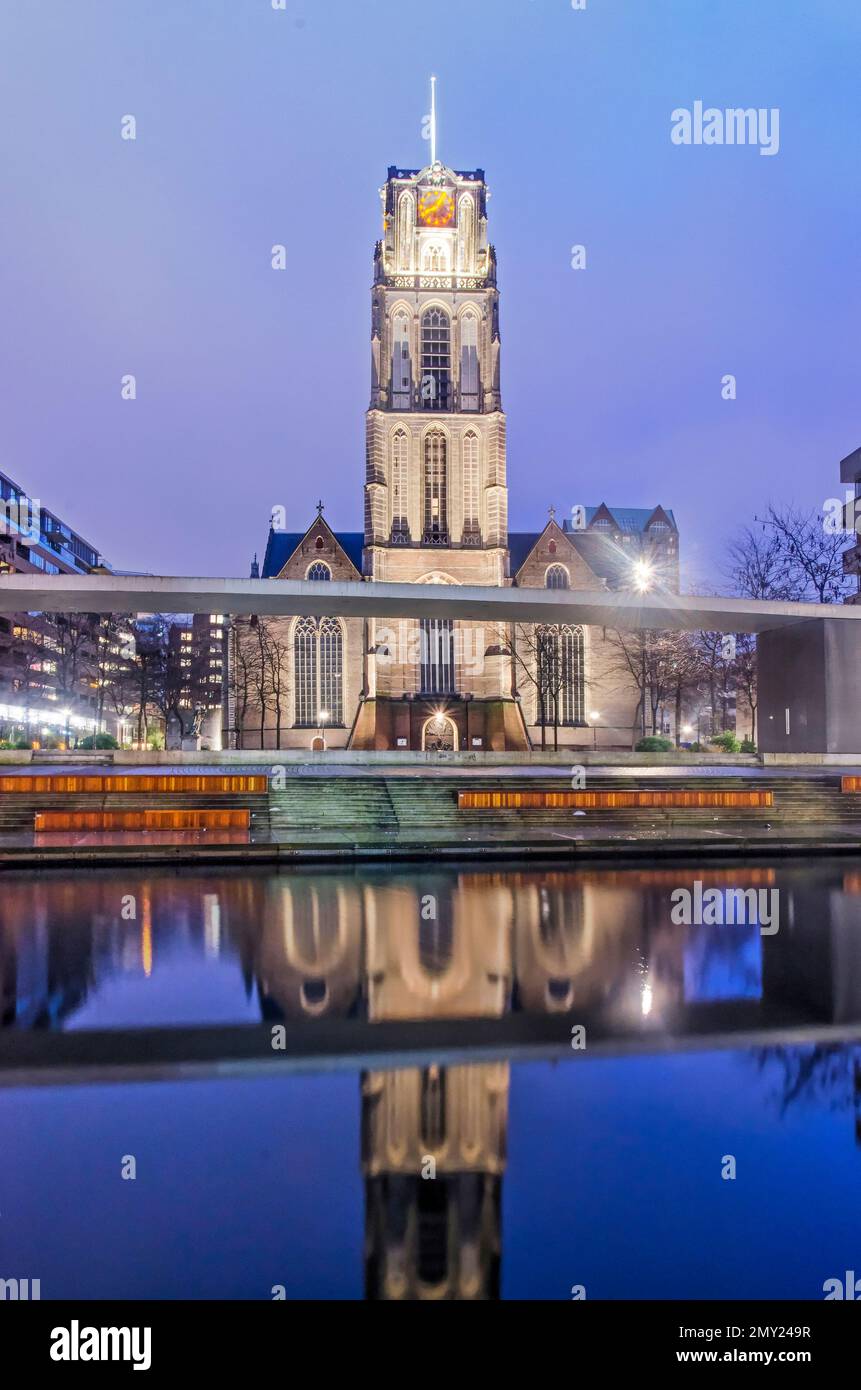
[420,618,455,694]
[462,431,480,542]
[391,312,411,410]
[318,617,344,726]
[293,617,344,727]
[460,312,479,411]
[420,308,451,410]
[293,617,318,728]
[560,624,585,725]
[390,428,410,540]
[457,194,475,272]
[423,429,448,543]
[396,191,414,272]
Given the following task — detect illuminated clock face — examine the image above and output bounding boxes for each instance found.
[418,188,455,227]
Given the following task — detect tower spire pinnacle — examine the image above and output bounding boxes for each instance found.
[430,74,437,165]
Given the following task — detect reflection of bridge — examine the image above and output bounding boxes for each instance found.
[2,1015,861,1089]
[2,573,861,752]
[2,863,861,1086]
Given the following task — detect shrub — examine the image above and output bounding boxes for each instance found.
[710,731,741,753]
[740,738,757,754]
[77,733,120,750]
[635,735,674,752]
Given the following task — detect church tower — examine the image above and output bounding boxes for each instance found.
[354,95,526,752]
[364,156,506,552]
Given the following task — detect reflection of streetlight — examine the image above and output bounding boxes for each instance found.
[589,710,600,752]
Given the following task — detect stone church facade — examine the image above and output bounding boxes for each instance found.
[235,156,679,752]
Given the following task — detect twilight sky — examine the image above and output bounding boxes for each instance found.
[1,0,858,586]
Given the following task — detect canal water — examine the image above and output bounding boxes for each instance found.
[0,858,859,1300]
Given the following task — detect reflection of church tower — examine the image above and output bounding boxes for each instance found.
[362,1063,508,1300]
[361,874,511,1299]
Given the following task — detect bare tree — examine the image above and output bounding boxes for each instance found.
[729,632,758,743]
[724,524,795,601]
[264,624,291,749]
[729,505,852,605]
[227,618,257,750]
[500,623,561,751]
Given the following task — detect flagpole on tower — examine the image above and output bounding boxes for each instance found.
[430,74,437,165]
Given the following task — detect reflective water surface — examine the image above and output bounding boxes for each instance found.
[1,858,860,1299]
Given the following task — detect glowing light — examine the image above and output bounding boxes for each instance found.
[589,710,600,721]
[641,981,653,1016]
[632,558,655,593]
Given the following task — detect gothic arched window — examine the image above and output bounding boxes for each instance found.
[421,241,449,273]
[391,311,411,410]
[293,617,344,727]
[318,617,344,726]
[462,431,480,541]
[535,624,585,726]
[423,429,448,542]
[306,562,331,581]
[293,617,318,728]
[420,618,455,694]
[396,191,414,271]
[560,624,585,725]
[420,308,451,410]
[545,564,570,590]
[458,194,475,272]
[390,428,410,539]
[460,311,479,411]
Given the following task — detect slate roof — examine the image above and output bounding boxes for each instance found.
[562,506,677,533]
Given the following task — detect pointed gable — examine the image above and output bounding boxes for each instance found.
[262,515,363,581]
[511,519,605,589]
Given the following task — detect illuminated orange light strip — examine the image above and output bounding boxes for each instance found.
[841,777,861,794]
[34,809,250,831]
[457,790,773,810]
[463,867,777,889]
[1,775,268,794]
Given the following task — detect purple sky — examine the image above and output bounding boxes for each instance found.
[1,0,858,588]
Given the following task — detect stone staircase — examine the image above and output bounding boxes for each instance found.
[1,770,859,852]
[268,777,399,841]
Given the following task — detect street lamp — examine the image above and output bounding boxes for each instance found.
[588,710,600,752]
[317,708,329,748]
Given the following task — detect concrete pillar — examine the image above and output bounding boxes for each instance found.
[758,618,861,755]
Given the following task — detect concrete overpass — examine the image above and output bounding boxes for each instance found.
[2,571,861,633]
[1,573,859,753]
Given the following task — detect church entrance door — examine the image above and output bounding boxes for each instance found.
[422,714,457,751]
